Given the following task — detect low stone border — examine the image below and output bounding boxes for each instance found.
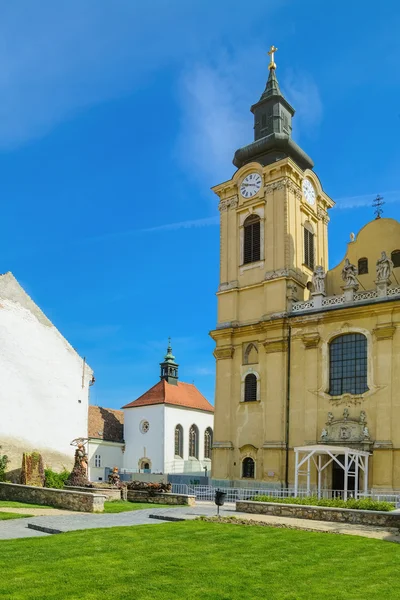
[127,490,195,506]
[196,515,342,534]
[64,486,121,501]
[236,500,400,529]
[0,482,105,513]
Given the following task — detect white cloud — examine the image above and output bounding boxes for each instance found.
[334,190,400,210]
[142,215,219,232]
[282,69,323,139]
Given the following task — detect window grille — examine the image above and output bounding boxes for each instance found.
[204,428,213,459]
[189,425,199,459]
[304,224,315,270]
[174,425,183,458]
[329,333,368,396]
[242,457,255,478]
[358,258,368,274]
[391,250,400,268]
[243,215,261,264]
[244,373,257,402]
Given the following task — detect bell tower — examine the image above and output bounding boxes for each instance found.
[210,47,334,485]
[160,339,179,385]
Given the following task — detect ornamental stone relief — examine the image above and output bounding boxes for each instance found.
[218,196,238,212]
[320,409,371,445]
[264,178,302,198]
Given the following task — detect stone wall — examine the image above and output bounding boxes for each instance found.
[64,486,121,501]
[236,500,400,528]
[0,482,105,513]
[127,490,195,506]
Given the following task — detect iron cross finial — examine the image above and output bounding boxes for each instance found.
[267,45,278,70]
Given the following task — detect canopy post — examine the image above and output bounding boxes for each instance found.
[317,454,322,499]
[306,456,311,495]
[355,454,359,498]
[294,449,299,497]
[364,454,369,494]
[344,451,349,501]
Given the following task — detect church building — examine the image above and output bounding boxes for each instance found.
[210,47,400,492]
[122,342,214,476]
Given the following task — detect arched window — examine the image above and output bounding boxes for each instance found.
[329,333,368,396]
[242,457,255,479]
[174,425,183,458]
[304,222,315,270]
[189,425,199,459]
[391,250,400,268]
[204,427,213,459]
[243,215,261,264]
[358,257,368,275]
[244,343,258,365]
[244,373,257,402]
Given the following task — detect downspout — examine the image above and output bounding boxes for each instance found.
[284,323,292,489]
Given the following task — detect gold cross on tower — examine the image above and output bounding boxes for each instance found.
[267,45,278,70]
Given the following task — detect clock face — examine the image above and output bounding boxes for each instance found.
[302,179,316,205]
[240,173,262,199]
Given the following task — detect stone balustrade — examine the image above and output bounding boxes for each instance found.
[291,286,400,314]
[236,500,400,528]
[0,482,105,513]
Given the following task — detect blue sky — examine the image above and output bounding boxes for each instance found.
[1,1,399,409]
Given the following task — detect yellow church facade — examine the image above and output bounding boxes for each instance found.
[210,50,400,492]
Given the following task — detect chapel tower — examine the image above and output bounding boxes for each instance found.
[210,48,334,483]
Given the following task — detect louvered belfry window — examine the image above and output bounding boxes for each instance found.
[304,223,315,270]
[243,215,261,264]
[244,373,257,402]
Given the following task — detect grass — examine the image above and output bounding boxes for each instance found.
[0,511,33,520]
[0,500,54,510]
[0,521,399,599]
[103,501,172,513]
[253,495,395,511]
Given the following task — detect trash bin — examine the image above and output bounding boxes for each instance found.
[215,489,227,515]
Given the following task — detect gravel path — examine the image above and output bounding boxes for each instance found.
[1,502,399,542]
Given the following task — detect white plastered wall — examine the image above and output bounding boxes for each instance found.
[123,404,164,472]
[88,439,124,482]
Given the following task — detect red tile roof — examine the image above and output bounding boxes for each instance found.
[122,380,214,413]
[88,406,124,442]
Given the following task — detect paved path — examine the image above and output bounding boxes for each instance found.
[1,502,399,542]
[0,507,82,516]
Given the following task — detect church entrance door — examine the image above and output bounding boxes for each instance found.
[332,454,358,496]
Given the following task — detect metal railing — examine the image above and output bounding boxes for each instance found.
[171,483,400,505]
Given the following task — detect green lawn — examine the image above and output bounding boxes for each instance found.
[0,521,399,599]
[0,511,33,520]
[0,500,54,509]
[103,501,172,513]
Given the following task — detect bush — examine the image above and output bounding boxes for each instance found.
[252,495,395,512]
[0,446,9,482]
[44,468,70,489]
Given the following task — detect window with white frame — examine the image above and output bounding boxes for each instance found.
[94,454,101,468]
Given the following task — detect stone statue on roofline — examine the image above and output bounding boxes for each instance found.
[376,251,393,283]
[312,265,326,295]
[320,428,328,441]
[341,258,358,288]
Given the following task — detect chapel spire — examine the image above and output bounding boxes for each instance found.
[160,338,179,385]
[233,46,314,171]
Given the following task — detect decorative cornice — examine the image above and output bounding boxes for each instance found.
[213,441,234,449]
[265,268,289,281]
[301,332,321,349]
[373,324,396,340]
[264,177,302,199]
[218,195,239,212]
[213,346,235,360]
[262,441,286,449]
[373,440,393,449]
[263,337,288,353]
[218,280,239,292]
[317,206,330,224]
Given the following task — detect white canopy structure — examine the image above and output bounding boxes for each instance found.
[294,445,370,500]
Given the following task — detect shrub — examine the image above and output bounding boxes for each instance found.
[252,495,395,512]
[44,468,71,489]
[0,446,9,482]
